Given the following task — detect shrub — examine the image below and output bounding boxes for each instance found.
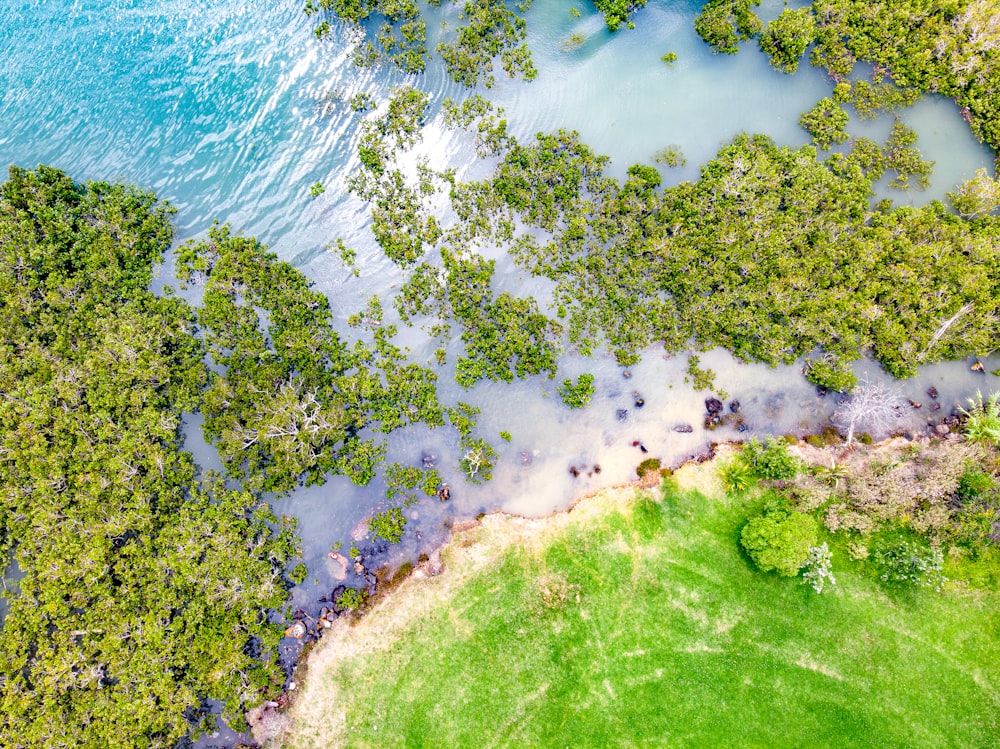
[289,562,309,584]
[957,467,997,502]
[558,373,596,409]
[799,97,849,150]
[368,506,407,544]
[695,0,762,54]
[801,543,836,593]
[741,508,818,576]
[336,587,369,611]
[742,437,801,480]
[874,538,945,590]
[460,437,498,484]
[685,353,716,391]
[759,7,815,73]
[626,163,662,193]
[653,145,686,167]
[637,457,662,478]
[804,355,856,393]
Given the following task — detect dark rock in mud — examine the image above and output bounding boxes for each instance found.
[673,424,694,433]
[728,400,742,414]
[927,386,939,399]
[705,397,724,415]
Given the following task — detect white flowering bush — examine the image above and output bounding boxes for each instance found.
[801,542,836,593]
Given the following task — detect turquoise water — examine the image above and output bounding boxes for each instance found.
[2,0,999,673]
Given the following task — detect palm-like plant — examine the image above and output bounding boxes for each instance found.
[959,391,1000,447]
[813,459,849,489]
[718,458,755,494]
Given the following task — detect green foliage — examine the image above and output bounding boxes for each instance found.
[881,121,933,190]
[950,466,1000,553]
[429,122,1000,384]
[592,0,646,31]
[336,586,369,611]
[807,0,1000,150]
[455,126,1000,385]
[959,391,1000,446]
[741,506,818,576]
[310,181,325,197]
[742,437,801,481]
[626,163,662,194]
[290,561,309,584]
[333,237,358,270]
[845,79,922,120]
[661,51,678,65]
[684,354,716,391]
[436,0,536,88]
[957,466,996,502]
[636,457,662,478]
[759,7,815,73]
[0,166,298,746]
[799,97,849,150]
[499,430,512,441]
[694,0,762,54]
[370,169,442,266]
[949,167,1000,219]
[875,538,945,590]
[177,221,443,491]
[562,31,587,52]
[447,401,481,438]
[718,458,756,494]
[804,355,857,393]
[349,91,377,111]
[385,462,441,503]
[442,94,496,129]
[801,542,836,592]
[460,436,499,484]
[444,252,562,388]
[338,438,387,486]
[368,506,408,544]
[653,144,686,167]
[558,373,596,409]
[309,0,428,73]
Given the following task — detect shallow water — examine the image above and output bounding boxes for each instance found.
[2,0,999,726]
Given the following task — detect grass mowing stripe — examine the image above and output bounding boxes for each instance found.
[289,484,1000,748]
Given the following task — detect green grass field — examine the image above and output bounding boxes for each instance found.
[287,483,1000,748]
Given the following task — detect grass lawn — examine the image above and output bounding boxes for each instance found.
[284,481,1000,748]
